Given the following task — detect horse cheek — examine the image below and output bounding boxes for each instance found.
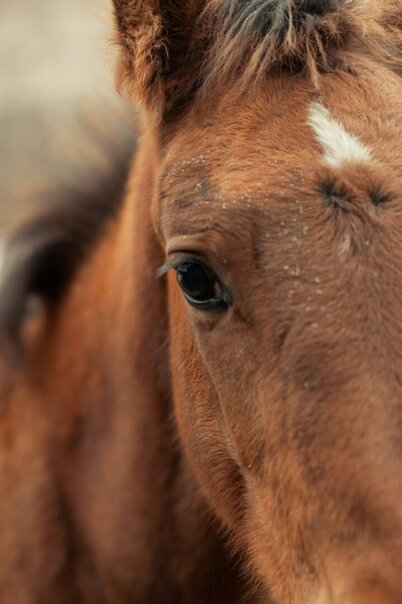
[168,283,246,529]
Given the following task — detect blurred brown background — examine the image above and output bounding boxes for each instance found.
[0,0,129,227]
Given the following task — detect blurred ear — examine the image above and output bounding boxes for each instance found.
[113,0,202,118]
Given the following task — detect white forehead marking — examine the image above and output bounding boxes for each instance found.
[308,102,372,168]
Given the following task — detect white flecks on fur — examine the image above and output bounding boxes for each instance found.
[308,102,372,168]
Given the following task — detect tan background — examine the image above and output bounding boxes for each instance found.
[0,0,128,226]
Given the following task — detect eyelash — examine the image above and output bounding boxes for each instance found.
[157,253,205,278]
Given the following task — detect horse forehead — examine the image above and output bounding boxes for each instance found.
[161,75,402,227]
[171,69,402,182]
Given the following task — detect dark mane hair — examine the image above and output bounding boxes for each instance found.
[113,0,401,117]
[0,125,135,351]
[199,0,402,93]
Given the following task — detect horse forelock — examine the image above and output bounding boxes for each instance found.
[112,0,401,117]
[195,0,402,96]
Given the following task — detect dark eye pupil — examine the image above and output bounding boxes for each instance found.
[176,263,217,301]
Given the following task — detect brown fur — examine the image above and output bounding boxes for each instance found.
[0,1,402,602]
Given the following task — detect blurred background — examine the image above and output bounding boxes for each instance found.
[0,0,131,227]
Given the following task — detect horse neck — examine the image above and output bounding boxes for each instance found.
[41,126,250,601]
[47,127,169,431]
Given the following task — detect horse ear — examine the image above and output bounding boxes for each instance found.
[112,1,202,118]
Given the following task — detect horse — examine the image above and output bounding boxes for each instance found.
[0,0,401,602]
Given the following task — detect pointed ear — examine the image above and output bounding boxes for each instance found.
[112,1,202,118]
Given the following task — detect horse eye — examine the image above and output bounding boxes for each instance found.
[175,262,230,311]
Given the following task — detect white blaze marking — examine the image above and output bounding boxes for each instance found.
[308,102,372,167]
[338,232,352,260]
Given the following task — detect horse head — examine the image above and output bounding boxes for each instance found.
[112,1,402,602]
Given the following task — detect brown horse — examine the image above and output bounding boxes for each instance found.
[0,0,401,602]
